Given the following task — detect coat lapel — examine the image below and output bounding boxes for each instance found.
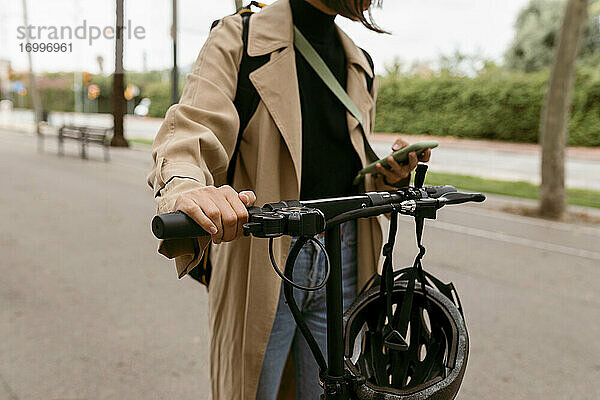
[247,0,302,193]
[249,49,302,193]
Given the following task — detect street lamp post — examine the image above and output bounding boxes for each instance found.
[171,0,178,105]
[21,0,42,140]
[111,0,128,147]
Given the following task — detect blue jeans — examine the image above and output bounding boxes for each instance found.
[256,220,358,399]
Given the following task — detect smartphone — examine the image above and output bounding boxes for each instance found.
[353,141,438,185]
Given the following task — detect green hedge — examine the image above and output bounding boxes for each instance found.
[374,69,600,146]
[144,81,173,118]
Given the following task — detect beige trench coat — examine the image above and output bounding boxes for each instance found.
[147,0,397,398]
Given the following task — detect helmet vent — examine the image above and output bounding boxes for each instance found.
[405,322,411,347]
[419,344,427,362]
[421,307,432,337]
[350,323,368,364]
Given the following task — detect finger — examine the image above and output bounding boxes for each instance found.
[408,152,418,171]
[392,137,409,151]
[214,194,238,243]
[418,148,431,162]
[238,190,256,207]
[195,195,223,243]
[224,190,249,239]
[387,155,404,175]
[375,163,395,180]
[177,197,219,236]
[386,156,410,182]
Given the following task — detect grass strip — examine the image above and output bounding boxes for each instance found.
[129,138,154,146]
[424,171,600,209]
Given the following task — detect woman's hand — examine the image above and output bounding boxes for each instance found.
[375,137,431,186]
[174,185,256,244]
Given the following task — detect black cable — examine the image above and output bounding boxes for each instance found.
[277,236,329,371]
[268,236,331,291]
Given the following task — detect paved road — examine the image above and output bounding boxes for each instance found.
[1,130,599,399]
[3,109,600,190]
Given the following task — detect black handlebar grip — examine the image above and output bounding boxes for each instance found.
[152,211,209,239]
[442,192,486,205]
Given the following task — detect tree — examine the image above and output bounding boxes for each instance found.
[505,0,599,72]
[538,0,588,219]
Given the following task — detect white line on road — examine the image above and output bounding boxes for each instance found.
[450,206,600,236]
[429,220,600,261]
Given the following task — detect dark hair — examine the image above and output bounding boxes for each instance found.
[320,0,387,33]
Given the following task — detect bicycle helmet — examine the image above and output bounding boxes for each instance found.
[343,267,469,400]
[343,196,469,400]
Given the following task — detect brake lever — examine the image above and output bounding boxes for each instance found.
[242,208,285,238]
[440,192,486,205]
[414,163,428,188]
[242,205,326,238]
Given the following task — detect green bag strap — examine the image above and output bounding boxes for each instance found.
[294,26,364,127]
[293,26,379,164]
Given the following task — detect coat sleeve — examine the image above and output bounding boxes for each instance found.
[147,14,244,278]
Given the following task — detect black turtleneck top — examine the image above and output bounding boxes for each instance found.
[290,0,363,200]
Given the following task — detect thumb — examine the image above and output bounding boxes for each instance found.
[392,137,408,151]
[238,190,257,207]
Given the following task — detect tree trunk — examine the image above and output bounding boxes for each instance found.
[111,0,129,147]
[538,0,588,219]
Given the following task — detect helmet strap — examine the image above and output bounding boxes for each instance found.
[379,210,411,351]
[379,213,431,353]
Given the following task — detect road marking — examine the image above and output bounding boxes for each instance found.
[450,206,600,236]
[429,220,600,261]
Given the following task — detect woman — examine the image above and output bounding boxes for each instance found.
[148,0,430,398]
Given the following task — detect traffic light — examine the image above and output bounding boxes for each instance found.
[124,84,139,101]
[88,84,100,100]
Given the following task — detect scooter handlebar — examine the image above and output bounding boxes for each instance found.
[151,188,486,240]
[151,212,208,240]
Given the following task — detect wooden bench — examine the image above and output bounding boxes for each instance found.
[58,125,112,161]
